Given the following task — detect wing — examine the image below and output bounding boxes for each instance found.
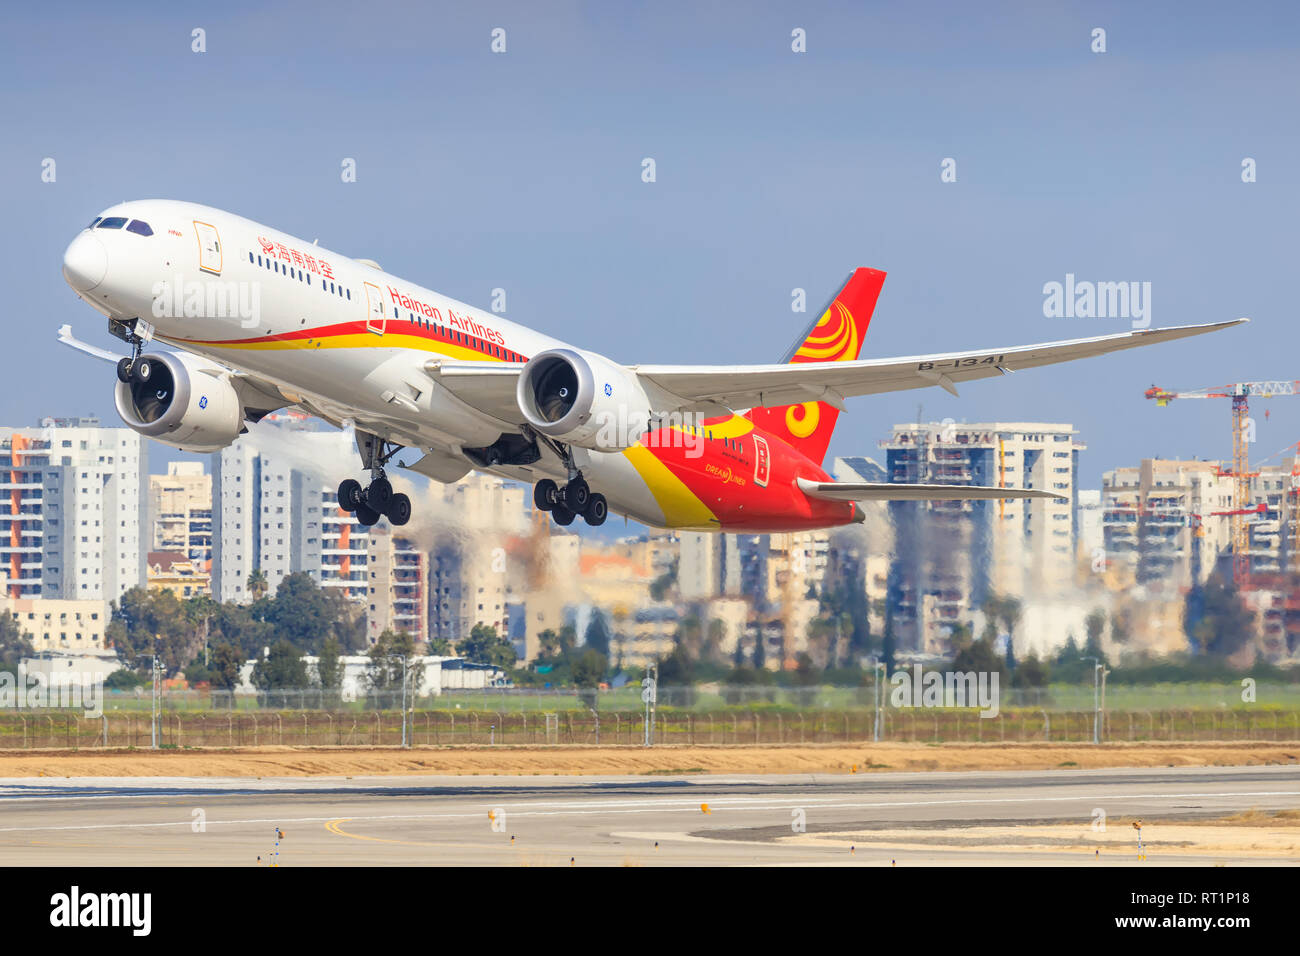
[797,478,1063,502]
[57,324,291,421]
[635,319,1246,411]
[425,320,1245,420]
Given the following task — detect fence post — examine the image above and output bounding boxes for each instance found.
[101,714,107,748]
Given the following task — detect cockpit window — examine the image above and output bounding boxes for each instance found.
[97,217,127,230]
[88,217,102,229]
[125,220,153,236]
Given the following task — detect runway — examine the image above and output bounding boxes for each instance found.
[0,765,1297,866]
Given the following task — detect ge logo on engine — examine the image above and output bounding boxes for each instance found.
[604,383,612,397]
[199,395,208,409]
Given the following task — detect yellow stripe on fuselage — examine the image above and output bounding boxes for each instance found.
[623,445,718,529]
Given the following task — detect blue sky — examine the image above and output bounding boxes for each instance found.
[3,1,1298,498]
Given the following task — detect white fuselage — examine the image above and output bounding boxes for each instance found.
[61,199,690,528]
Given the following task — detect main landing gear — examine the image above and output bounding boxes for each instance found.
[337,438,411,528]
[533,475,607,527]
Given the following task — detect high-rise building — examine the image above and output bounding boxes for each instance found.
[211,421,368,603]
[1101,459,1233,589]
[149,461,212,565]
[0,416,146,601]
[365,524,427,644]
[880,421,1083,653]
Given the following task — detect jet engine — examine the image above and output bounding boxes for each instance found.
[114,351,244,453]
[516,348,655,450]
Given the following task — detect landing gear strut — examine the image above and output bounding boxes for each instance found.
[337,438,410,528]
[115,328,149,384]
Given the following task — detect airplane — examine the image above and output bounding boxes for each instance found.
[58,200,1244,533]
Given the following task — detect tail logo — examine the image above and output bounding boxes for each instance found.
[785,402,819,438]
[795,302,858,362]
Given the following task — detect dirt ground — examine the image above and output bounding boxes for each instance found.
[0,741,1297,777]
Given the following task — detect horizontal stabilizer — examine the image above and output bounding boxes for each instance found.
[796,477,1065,502]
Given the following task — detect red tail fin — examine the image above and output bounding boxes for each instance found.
[746,268,885,466]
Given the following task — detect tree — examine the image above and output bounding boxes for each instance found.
[0,613,33,677]
[365,629,422,695]
[105,586,199,677]
[571,649,607,687]
[247,568,269,601]
[1011,653,1050,688]
[456,623,517,669]
[1188,574,1255,658]
[208,641,245,692]
[583,611,611,657]
[316,636,344,690]
[264,572,336,653]
[1085,608,1107,650]
[650,560,678,602]
[251,640,308,691]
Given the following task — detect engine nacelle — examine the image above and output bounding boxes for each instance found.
[114,352,244,453]
[516,348,654,450]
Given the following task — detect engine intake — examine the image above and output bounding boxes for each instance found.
[516,348,653,450]
[114,352,244,453]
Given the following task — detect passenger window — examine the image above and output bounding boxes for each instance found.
[125,220,153,236]
[97,217,127,230]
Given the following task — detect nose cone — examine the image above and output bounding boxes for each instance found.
[62,232,107,292]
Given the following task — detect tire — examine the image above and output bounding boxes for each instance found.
[534,479,558,512]
[354,503,381,527]
[366,476,392,512]
[564,477,590,512]
[552,504,575,526]
[584,493,608,526]
[388,492,412,526]
[336,478,363,512]
[116,358,133,384]
[131,357,154,384]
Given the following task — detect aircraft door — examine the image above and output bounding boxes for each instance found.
[193,221,222,275]
[364,281,386,335]
[753,435,770,488]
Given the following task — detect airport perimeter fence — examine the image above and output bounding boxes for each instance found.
[1,707,1297,749]
[87,681,1300,714]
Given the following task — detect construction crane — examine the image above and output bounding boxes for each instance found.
[1145,380,1300,584]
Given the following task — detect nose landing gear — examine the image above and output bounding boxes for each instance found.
[534,477,607,527]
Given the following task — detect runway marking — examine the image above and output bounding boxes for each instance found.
[323,817,504,851]
[0,789,1295,836]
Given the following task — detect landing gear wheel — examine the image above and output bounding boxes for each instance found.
[552,504,575,526]
[366,476,392,512]
[534,479,558,512]
[131,357,154,384]
[583,493,608,526]
[116,358,133,384]
[354,503,381,528]
[337,479,363,512]
[564,477,590,513]
[387,493,412,526]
